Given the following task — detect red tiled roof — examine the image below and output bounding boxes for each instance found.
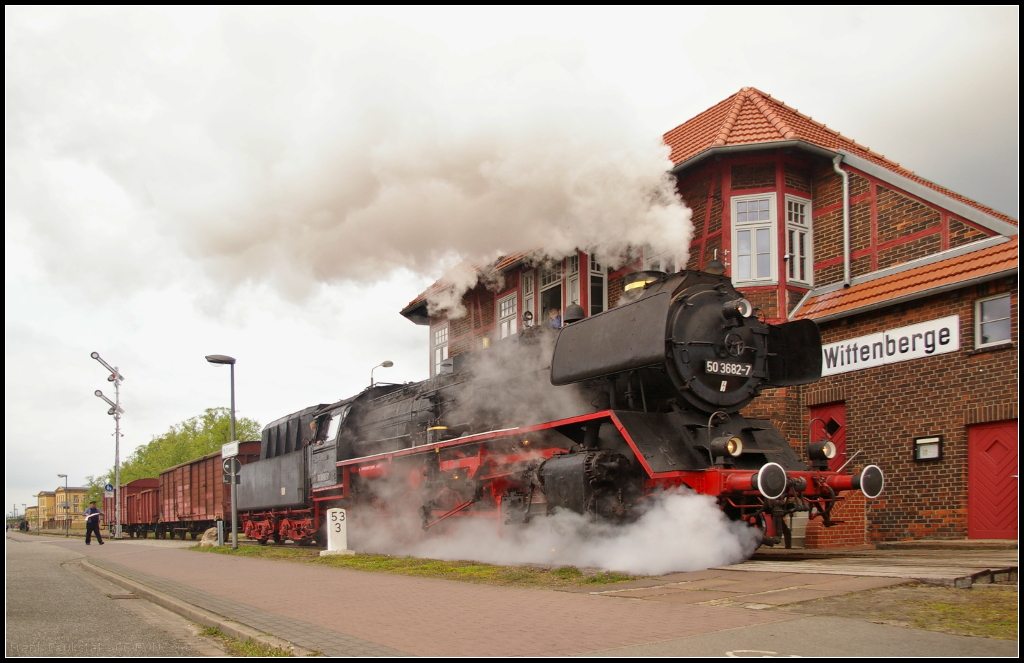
[792,236,1018,321]
[664,87,1017,226]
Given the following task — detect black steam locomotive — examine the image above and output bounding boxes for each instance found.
[236,268,883,547]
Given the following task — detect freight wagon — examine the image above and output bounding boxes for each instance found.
[104,441,261,540]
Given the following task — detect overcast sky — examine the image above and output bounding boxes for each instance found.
[5,6,1018,515]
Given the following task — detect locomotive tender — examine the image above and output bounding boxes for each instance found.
[236,268,884,548]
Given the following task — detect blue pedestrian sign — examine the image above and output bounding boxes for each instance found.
[104,484,114,492]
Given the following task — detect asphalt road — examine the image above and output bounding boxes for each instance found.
[5,535,222,657]
[588,614,1018,657]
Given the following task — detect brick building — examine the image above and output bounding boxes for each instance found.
[401,88,1018,545]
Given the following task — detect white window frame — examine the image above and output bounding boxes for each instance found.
[497,293,518,339]
[521,270,536,326]
[975,294,1012,349]
[731,192,777,285]
[566,254,579,276]
[431,322,449,377]
[784,194,813,286]
[539,263,562,291]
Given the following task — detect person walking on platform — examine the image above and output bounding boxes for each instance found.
[83,501,104,545]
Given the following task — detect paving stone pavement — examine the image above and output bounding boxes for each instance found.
[15,534,1016,657]
[27,536,798,657]
[88,557,405,656]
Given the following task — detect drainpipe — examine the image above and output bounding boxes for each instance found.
[832,154,852,288]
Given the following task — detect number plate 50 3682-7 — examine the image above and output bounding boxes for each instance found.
[705,360,753,377]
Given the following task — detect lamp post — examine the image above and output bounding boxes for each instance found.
[57,474,68,537]
[91,352,124,539]
[370,360,394,387]
[205,354,238,549]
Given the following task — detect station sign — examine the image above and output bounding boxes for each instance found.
[821,315,960,376]
[104,491,114,499]
[222,441,239,458]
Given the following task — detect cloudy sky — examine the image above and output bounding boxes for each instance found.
[5,6,1018,514]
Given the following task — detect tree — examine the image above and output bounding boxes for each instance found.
[102,408,261,486]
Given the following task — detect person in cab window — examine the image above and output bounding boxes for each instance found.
[548,308,562,328]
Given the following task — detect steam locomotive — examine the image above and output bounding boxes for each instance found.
[236,267,883,548]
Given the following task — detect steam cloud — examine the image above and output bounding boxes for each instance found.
[7,8,692,303]
[352,491,761,575]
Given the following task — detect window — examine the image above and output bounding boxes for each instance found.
[589,257,607,316]
[432,323,449,376]
[540,263,562,289]
[540,262,563,324]
[522,271,536,326]
[731,194,776,283]
[497,294,517,339]
[565,254,580,306]
[785,195,813,285]
[976,294,1011,348]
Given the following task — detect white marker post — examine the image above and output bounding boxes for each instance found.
[320,508,355,556]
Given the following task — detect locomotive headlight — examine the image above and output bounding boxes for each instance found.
[722,298,754,319]
[623,270,664,291]
[710,435,744,457]
[807,440,837,461]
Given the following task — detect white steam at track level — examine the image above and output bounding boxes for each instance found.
[7,8,692,304]
[353,491,761,576]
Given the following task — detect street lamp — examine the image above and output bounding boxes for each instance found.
[57,474,68,537]
[370,360,394,387]
[92,352,124,539]
[206,354,238,549]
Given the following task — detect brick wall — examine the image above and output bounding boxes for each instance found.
[784,163,812,194]
[876,184,941,245]
[949,217,990,248]
[877,233,942,269]
[791,277,1017,542]
[732,163,775,190]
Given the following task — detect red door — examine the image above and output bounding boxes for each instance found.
[968,420,1018,539]
[809,402,847,472]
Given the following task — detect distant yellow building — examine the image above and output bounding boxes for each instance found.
[51,486,89,528]
[36,491,56,528]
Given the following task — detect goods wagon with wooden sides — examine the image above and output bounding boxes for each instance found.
[103,478,159,538]
[158,441,260,539]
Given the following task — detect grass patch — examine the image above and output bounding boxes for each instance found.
[199,627,294,657]
[192,544,642,589]
[786,582,1018,640]
[908,587,1018,639]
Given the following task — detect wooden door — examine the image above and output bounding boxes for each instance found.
[809,402,847,472]
[968,420,1018,539]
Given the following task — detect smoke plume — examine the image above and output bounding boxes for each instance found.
[7,8,692,303]
[352,490,761,575]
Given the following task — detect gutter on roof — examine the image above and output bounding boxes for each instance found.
[670,141,1018,235]
[806,267,1017,324]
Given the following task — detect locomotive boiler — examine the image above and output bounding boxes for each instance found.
[236,268,884,548]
